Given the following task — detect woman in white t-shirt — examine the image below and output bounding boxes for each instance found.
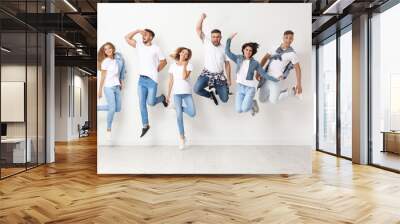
[97,42,126,136]
[166,47,196,149]
[225,33,279,116]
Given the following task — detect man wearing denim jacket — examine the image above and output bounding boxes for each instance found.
[125,29,168,138]
[193,13,232,106]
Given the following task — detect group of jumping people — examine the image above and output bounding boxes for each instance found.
[97,13,303,149]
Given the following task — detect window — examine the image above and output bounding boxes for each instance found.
[390,74,400,130]
[370,3,400,171]
[340,29,352,158]
[317,36,337,154]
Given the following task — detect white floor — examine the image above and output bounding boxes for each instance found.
[98,145,312,174]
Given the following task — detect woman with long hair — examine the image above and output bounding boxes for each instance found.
[225,33,279,116]
[166,47,196,149]
[97,42,126,138]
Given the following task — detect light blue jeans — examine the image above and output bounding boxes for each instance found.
[259,79,285,104]
[174,94,196,136]
[235,83,256,113]
[97,85,121,129]
[138,75,164,127]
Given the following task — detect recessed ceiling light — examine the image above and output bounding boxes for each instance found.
[63,0,78,12]
[1,47,11,53]
[54,34,75,48]
[78,67,93,76]
[323,0,354,15]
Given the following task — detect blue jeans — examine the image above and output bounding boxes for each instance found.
[138,75,164,126]
[259,79,284,104]
[97,86,121,129]
[174,94,196,136]
[193,75,229,103]
[235,83,256,113]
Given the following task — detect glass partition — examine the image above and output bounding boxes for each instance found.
[1,30,28,177]
[317,36,337,155]
[0,1,46,179]
[339,28,352,158]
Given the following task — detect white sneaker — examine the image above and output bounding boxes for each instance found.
[104,131,112,145]
[281,86,297,99]
[179,137,185,150]
[168,102,176,111]
[290,86,297,97]
[279,88,291,100]
[251,100,259,116]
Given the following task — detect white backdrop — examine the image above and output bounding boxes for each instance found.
[97,3,313,146]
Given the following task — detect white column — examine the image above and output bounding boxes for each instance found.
[46,32,55,163]
[352,14,369,164]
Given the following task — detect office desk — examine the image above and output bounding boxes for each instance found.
[1,138,32,163]
[381,131,400,155]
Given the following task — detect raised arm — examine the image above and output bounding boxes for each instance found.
[256,62,279,82]
[225,33,239,63]
[124,29,143,48]
[196,13,206,41]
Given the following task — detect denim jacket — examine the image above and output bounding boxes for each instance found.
[225,38,278,82]
[114,52,126,81]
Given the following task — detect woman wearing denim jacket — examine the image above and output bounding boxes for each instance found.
[97,42,127,137]
[225,33,279,116]
[166,47,196,149]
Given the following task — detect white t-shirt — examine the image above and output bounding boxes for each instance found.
[203,37,228,73]
[101,58,120,87]
[168,62,193,94]
[136,41,166,83]
[267,49,299,79]
[236,59,258,88]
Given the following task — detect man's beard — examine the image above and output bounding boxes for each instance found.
[212,41,220,46]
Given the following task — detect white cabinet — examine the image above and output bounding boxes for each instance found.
[1,138,32,163]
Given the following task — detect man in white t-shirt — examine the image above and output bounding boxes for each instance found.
[193,13,232,106]
[125,28,168,137]
[258,30,303,104]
